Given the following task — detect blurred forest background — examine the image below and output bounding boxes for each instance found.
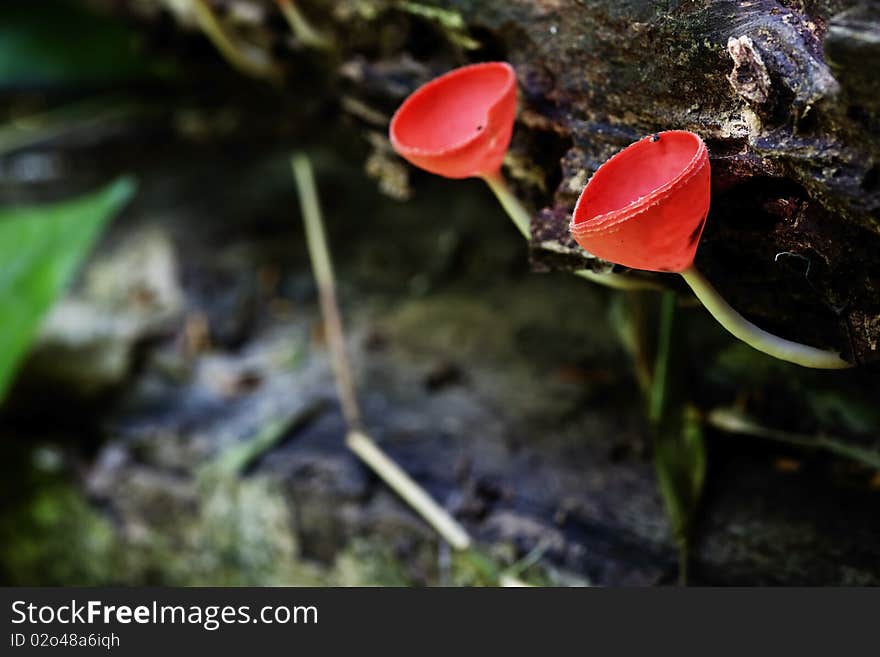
[0,0,878,586]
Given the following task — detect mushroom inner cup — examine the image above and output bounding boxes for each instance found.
[392,65,513,152]
[576,133,703,223]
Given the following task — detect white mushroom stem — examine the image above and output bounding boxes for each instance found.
[679,265,852,369]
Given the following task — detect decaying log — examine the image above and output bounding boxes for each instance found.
[100,0,880,364]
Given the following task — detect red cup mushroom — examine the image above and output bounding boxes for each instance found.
[390,61,517,181]
[570,130,851,369]
[572,131,710,274]
[390,62,656,290]
[389,61,535,240]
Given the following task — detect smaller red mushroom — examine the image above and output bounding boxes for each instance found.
[390,62,655,291]
[390,62,532,238]
[570,130,852,369]
[390,62,516,180]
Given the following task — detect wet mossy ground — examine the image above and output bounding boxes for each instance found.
[1,142,878,586]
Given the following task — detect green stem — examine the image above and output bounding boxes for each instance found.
[0,97,144,156]
[575,268,664,291]
[649,292,697,585]
[677,541,689,586]
[680,265,852,369]
[292,154,362,430]
[482,171,661,291]
[482,171,531,239]
[192,0,282,81]
[346,430,471,550]
[276,0,330,49]
[649,291,677,424]
[292,153,472,552]
[707,407,880,470]
[609,291,653,396]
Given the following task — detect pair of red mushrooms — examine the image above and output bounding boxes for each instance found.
[389,62,851,369]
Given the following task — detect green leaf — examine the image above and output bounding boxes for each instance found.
[0,177,136,402]
[0,2,168,87]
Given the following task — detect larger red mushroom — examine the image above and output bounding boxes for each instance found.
[570,130,852,369]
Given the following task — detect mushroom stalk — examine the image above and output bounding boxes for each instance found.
[575,269,664,292]
[482,170,531,239]
[483,171,662,291]
[679,265,852,369]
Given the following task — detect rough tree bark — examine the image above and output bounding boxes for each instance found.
[104,0,880,364]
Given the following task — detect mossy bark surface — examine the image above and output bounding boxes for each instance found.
[104,0,880,362]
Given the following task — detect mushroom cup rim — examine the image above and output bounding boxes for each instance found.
[570,130,709,237]
[389,61,517,163]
